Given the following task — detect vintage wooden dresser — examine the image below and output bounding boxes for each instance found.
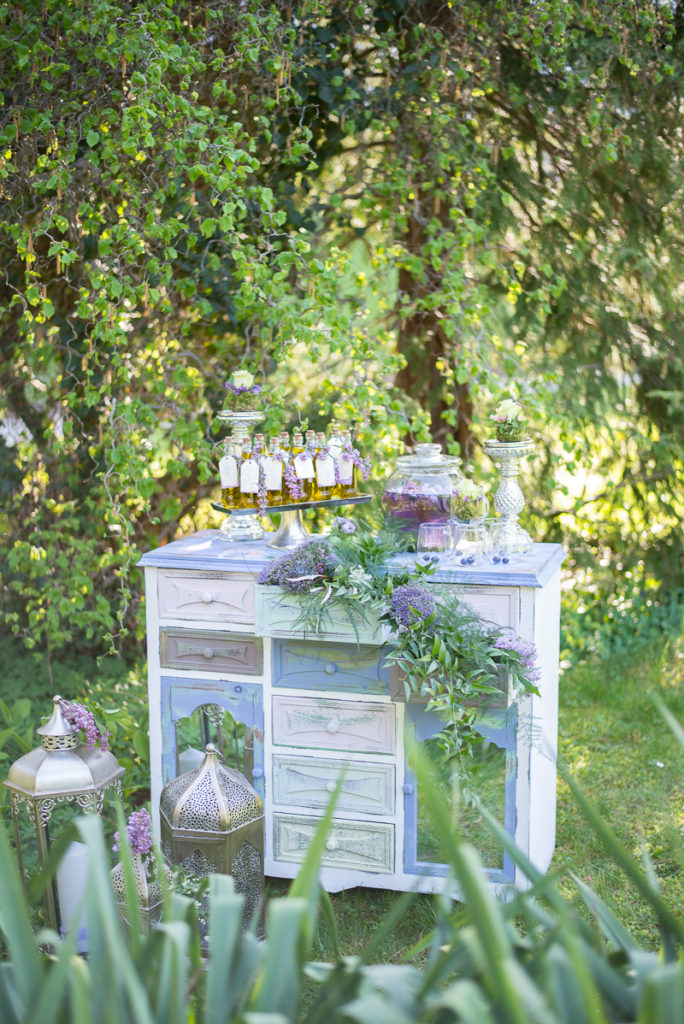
[139,530,563,896]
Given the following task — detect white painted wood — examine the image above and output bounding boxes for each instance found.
[272,754,395,816]
[157,570,256,622]
[272,696,396,754]
[273,814,395,873]
[254,584,391,644]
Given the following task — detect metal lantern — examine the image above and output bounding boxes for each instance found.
[160,743,264,928]
[111,854,171,932]
[3,695,125,933]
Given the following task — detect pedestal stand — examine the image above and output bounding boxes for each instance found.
[211,495,371,549]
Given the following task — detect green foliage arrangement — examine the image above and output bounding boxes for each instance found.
[258,520,540,758]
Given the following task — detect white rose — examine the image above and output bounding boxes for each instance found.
[496,399,522,421]
[457,478,484,499]
[231,370,255,388]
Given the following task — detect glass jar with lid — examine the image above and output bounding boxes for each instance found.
[382,443,462,537]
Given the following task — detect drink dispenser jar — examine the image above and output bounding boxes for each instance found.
[383,443,462,538]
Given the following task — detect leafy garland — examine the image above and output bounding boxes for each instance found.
[257,520,540,760]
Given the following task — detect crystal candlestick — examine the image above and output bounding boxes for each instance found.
[482,438,534,555]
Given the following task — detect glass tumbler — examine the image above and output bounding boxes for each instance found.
[416,520,455,562]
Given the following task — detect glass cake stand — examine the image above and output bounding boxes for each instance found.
[211,494,371,549]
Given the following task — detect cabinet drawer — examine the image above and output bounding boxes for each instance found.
[157,571,255,623]
[453,586,518,631]
[272,640,390,694]
[160,628,263,675]
[273,814,394,873]
[272,696,395,754]
[272,754,395,816]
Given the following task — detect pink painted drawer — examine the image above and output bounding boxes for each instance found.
[157,570,255,623]
[272,696,396,754]
[160,628,262,675]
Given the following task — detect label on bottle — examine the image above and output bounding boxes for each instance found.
[336,453,353,485]
[327,438,343,459]
[240,460,259,493]
[316,455,335,487]
[294,454,314,479]
[264,457,282,491]
[219,454,238,488]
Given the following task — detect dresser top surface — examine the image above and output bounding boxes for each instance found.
[138,530,565,588]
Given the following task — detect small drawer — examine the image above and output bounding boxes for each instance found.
[160,628,263,675]
[272,754,395,816]
[157,571,255,623]
[453,585,518,632]
[273,814,394,873]
[272,640,390,694]
[272,696,395,754]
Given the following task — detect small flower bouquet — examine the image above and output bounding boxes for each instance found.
[223,369,263,412]
[451,477,488,522]
[491,398,527,443]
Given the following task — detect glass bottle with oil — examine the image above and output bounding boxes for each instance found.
[239,438,259,509]
[314,431,335,500]
[218,440,239,510]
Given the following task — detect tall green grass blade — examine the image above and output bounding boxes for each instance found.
[317,887,341,961]
[205,875,262,1024]
[0,814,42,1014]
[428,978,497,1022]
[571,874,639,951]
[249,898,310,1018]
[637,961,684,1022]
[26,928,76,1024]
[560,767,684,948]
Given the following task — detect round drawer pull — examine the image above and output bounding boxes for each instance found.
[252,767,264,779]
[324,662,337,675]
[325,780,336,793]
[326,719,340,734]
[202,591,214,604]
[325,837,339,852]
[402,782,414,795]
[202,647,215,660]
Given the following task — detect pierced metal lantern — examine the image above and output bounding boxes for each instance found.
[111,854,171,932]
[3,695,125,932]
[160,744,264,928]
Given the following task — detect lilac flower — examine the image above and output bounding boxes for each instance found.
[113,808,153,856]
[495,634,541,682]
[333,516,356,534]
[59,699,109,751]
[390,584,436,628]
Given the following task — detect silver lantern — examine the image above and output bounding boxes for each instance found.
[111,853,171,932]
[3,695,125,936]
[160,743,264,929]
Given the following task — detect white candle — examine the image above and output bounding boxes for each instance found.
[56,840,89,953]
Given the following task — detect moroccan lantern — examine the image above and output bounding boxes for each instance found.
[160,744,264,928]
[3,695,124,943]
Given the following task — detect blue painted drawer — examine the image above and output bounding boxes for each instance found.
[272,640,391,694]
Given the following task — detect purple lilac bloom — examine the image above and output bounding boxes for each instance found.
[333,516,356,534]
[390,584,436,628]
[59,699,109,751]
[258,541,339,593]
[495,634,541,682]
[113,808,154,856]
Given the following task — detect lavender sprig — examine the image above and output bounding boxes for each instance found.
[59,699,109,752]
[113,808,153,856]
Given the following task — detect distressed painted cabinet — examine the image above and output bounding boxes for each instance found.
[139,531,563,896]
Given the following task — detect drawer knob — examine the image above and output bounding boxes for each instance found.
[325,837,339,852]
[202,591,214,604]
[324,662,337,675]
[252,767,264,779]
[402,782,414,795]
[202,647,215,660]
[326,719,340,734]
[325,780,336,793]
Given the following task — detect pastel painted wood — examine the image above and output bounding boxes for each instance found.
[254,583,391,644]
[139,530,563,897]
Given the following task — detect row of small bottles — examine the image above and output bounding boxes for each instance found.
[219,427,359,510]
